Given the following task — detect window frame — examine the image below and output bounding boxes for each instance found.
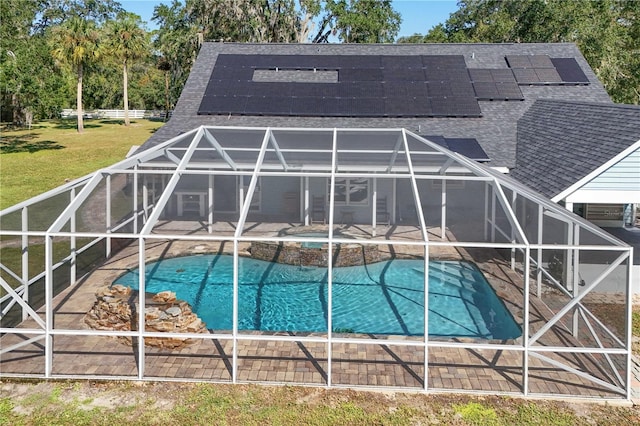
[328,178,369,206]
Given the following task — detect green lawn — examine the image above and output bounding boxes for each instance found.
[0,119,164,210]
[1,381,638,425]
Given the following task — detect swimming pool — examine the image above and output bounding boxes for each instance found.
[115,255,521,339]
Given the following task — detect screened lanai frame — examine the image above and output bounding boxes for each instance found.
[0,126,634,400]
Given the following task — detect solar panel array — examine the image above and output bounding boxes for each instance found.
[198,54,482,118]
[505,55,590,85]
[468,68,524,100]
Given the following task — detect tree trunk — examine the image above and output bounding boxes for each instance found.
[77,63,84,134]
[123,61,130,126]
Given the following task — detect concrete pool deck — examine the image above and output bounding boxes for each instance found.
[0,222,633,401]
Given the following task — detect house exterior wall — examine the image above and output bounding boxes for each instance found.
[580,147,640,193]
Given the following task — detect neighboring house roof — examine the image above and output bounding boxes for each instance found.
[140,42,611,169]
[511,99,640,199]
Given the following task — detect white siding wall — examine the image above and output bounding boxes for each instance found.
[582,147,640,191]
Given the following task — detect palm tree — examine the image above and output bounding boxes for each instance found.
[105,13,148,127]
[51,17,100,134]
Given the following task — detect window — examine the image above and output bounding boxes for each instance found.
[329,178,369,205]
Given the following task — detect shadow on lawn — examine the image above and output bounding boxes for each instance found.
[53,120,103,130]
[0,134,65,153]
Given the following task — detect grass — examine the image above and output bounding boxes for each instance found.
[0,381,638,425]
[0,119,163,210]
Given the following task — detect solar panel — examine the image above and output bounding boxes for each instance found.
[512,68,539,84]
[468,68,494,82]
[528,55,554,68]
[383,67,425,81]
[381,55,423,69]
[290,82,337,97]
[427,81,453,97]
[505,55,531,68]
[384,97,432,116]
[198,95,247,114]
[535,68,562,83]
[212,66,252,80]
[551,58,590,83]
[491,69,517,82]
[290,97,330,116]
[444,138,490,161]
[450,81,476,97]
[473,82,499,100]
[383,82,410,98]
[339,68,383,82]
[254,82,292,97]
[405,81,429,98]
[496,82,524,100]
[245,96,292,115]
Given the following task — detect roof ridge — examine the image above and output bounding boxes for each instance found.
[534,98,639,110]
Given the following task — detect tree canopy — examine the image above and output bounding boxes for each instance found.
[1,0,638,128]
[398,0,640,104]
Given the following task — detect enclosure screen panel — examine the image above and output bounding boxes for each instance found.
[198,54,482,118]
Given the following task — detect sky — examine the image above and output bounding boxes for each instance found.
[119,0,459,39]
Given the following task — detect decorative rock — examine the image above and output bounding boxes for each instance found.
[165,306,182,317]
[84,286,207,350]
[153,291,177,303]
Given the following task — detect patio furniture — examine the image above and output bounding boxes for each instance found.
[311,196,326,224]
[376,196,390,226]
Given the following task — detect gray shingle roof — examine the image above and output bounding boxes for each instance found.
[511,100,640,198]
[140,42,611,169]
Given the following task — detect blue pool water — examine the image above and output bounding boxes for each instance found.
[115,255,521,339]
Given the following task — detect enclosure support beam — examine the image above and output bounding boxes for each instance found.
[106,175,112,258]
[69,188,77,285]
[137,237,146,379]
[21,207,28,321]
[626,247,634,400]
[440,179,446,240]
[44,235,53,377]
[491,185,496,242]
[208,174,214,233]
[483,183,489,241]
[391,178,397,225]
[523,247,531,396]
[536,205,543,299]
[423,244,429,391]
[232,240,239,384]
[572,224,580,338]
[510,191,516,270]
[372,178,377,237]
[142,174,149,221]
[303,177,309,226]
[326,128,339,388]
[133,166,139,233]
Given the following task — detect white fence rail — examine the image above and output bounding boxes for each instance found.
[60,109,167,119]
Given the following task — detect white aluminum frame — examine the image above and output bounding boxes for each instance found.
[0,126,633,400]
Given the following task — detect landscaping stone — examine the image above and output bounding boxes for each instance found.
[84,286,207,349]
